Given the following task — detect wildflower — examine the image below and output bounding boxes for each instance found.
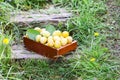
[90,58,96,62]
[3,38,9,45]
[94,32,99,37]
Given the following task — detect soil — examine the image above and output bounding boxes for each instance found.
[106,0,120,57]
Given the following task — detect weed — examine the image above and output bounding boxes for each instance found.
[0,31,12,59]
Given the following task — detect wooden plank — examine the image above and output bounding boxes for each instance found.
[10,13,72,23]
[11,44,47,59]
[10,8,72,24]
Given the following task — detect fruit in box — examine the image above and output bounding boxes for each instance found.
[35,35,41,42]
[26,27,74,49]
[52,30,62,36]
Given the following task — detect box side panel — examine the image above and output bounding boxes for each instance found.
[57,41,77,56]
[23,37,57,59]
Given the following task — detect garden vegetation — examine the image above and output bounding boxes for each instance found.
[0,0,120,80]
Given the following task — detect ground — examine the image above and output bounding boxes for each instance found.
[106,0,120,57]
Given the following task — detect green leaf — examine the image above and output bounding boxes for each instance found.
[45,25,56,34]
[26,29,40,40]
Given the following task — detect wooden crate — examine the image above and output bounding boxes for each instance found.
[23,37,77,59]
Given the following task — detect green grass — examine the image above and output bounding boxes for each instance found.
[0,0,120,80]
[0,59,76,80]
[6,0,50,11]
[0,2,13,23]
[115,0,120,6]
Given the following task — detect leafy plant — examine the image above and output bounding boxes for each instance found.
[0,33,12,59]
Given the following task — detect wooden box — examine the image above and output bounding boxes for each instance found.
[23,37,77,59]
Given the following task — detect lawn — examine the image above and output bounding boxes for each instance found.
[0,0,120,80]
